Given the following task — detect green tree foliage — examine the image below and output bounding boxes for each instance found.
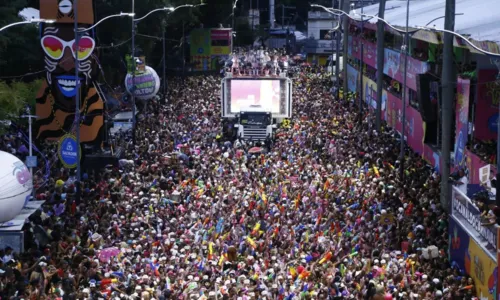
[0,79,43,120]
[0,0,45,79]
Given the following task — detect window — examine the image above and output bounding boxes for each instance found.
[319,29,332,40]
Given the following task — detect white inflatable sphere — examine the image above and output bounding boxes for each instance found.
[0,151,33,223]
[223,152,229,158]
[125,66,161,100]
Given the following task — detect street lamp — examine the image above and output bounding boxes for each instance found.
[133,4,205,105]
[130,3,205,135]
[73,1,135,203]
[313,2,414,181]
[314,2,500,204]
[0,18,55,32]
[232,0,239,53]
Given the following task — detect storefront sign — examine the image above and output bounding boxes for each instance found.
[452,186,497,252]
[474,69,500,141]
[58,134,79,169]
[454,78,471,167]
[383,48,429,91]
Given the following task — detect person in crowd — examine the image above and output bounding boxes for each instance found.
[0,65,477,300]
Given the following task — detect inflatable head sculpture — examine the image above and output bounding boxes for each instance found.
[35,0,103,143]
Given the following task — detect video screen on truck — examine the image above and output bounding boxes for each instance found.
[230,80,281,114]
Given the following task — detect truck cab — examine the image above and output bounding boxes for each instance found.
[234,106,276,141]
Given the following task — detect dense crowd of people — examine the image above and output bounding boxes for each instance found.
[0,66,478,300]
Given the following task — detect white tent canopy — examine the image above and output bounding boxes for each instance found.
[357,0,500,44]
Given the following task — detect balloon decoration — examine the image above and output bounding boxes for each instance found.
[125,66,160,100]
[0,151,33,223]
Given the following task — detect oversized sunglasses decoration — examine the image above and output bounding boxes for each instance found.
[41,35,95,61]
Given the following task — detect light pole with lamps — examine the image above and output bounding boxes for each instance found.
[21,109,38,201]
[314,2,500,206]
[232,0,239,53]
[73,2,134,203]
[133,4,205,104]
[0,18,55,32]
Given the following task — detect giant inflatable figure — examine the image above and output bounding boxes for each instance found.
[35,0,103,143]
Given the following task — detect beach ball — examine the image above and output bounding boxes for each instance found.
[0,151,33,223]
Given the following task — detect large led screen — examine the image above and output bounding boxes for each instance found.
[230,80,281,114]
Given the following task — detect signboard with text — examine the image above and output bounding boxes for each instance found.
[57,134,79,169]
[452,186,498,253]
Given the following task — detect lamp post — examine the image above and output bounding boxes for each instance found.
[232,0,239,53]
[132,3,205,114]
[399,0,410,181]
[0,18,55,32]
[334,0,342,100]
[131,0,205,105]
[21,110,38,200]
[74,6,134,203]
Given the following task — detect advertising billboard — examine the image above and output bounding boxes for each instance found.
[221,78,292,118]
[346,64,358,93]
[36,0,103,143]
[211,29,231,56]
[452,186,497,253]
[362,76,387,120]
[454,78,471,167]
[474,69,500,141]
[383,48,429,91]
[449,217,498,299]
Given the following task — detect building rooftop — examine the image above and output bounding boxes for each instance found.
[358,0,500,47]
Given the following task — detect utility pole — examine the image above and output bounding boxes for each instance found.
[182,21,185,78]
[162,20,166,102]
[21,111,37,201]
[281,4,284,29]
[375,0,386,131]
[251,0,254,37]
[342,0,349,98]
[359,2,364,123]
[335,0,342,100]
[232,2,235,52]
[441,0,456,209]
[74,0,81,204]
[131,0,136,141]
[399,0,410,181]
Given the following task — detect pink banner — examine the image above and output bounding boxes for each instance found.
[386,92,425,155]
[383,48,429,91]
[465,149,497,185]
[211,29,231,40]
[454,78,471,167]
[474,69,500,141]
[351,37,377,69]
[423,145,441,172]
